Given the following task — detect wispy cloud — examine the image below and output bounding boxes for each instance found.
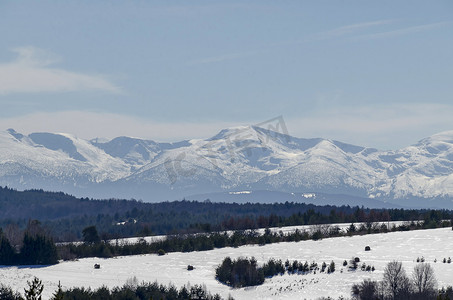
[353,21,452,40]
[0,46,121,95]
[186,20,396,66]
[314,19,396,40]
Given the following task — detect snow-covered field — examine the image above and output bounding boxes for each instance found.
[2,227,453,299]
[105,221,407,246]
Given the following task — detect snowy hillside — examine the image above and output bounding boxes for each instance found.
[1,127,453,207]
[2,227,453,299]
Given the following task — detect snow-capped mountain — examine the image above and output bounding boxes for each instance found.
[1,127,453,208]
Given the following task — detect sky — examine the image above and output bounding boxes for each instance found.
[0,1,452,150]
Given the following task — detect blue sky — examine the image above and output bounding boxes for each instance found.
[0,1,452,149]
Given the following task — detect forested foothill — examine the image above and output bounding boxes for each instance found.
[1,186,452,244]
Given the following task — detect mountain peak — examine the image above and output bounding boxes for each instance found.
[427,130,453,143]
[208,126,255,141]
[415,130,453,151]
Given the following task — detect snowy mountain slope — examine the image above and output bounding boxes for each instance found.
[375,131,453,199]
[91,136,190,169]
[1,127,453,207]
[0,129,130,188]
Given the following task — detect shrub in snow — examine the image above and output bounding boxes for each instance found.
[349,258,358,270]
[328,261,335,273]
[321,262,327,272]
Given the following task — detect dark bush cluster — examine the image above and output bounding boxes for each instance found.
[216,257,337,288]
[216,257,265,288]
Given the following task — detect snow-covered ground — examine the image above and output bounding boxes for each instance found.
[1,227,453,299]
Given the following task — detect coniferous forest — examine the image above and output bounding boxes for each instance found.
[1,186,451,245]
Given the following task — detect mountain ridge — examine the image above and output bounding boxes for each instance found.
[1,127,453,208]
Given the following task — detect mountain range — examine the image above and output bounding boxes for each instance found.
[1,127,453,208]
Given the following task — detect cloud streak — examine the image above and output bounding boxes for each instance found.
[353,21,452,40]
[0,46,121,95]
[314,19,396,40]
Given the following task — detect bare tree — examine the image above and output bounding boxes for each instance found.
[310,224,331,236]
[25,219,49,238]
[383,261,411,299]
[412,263,437,297]
[3,223,23,248]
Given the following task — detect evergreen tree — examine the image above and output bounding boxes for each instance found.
[328,261,335,273]
[24,277,43,300]
[0,284,24,300]
[0,234,16,265]
[82,226,101,244]
[50,281,64,300]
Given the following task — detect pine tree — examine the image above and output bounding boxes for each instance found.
[329,261,335,273]
[82,226,101,244]
[0,234,16,265]
[24,277,44,300]
[50,281,64,300]
[0,284,23,300]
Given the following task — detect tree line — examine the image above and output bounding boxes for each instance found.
[59,218,451,261]
[0,277,230,300]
